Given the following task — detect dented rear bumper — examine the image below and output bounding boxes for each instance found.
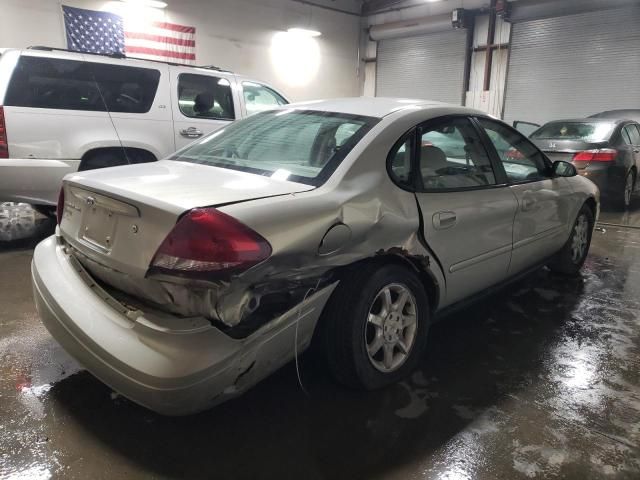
[31,234,336,415]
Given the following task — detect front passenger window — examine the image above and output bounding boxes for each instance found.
[479,118,549,183]
[243,82,288,116]
[419,118,496,190]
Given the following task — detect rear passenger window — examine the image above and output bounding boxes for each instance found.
[242,82,287,116]
[4,56,160,113]
[388,136,413,186]
[178,74,235,120]
[419,118,496,190]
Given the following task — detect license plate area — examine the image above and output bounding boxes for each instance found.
[69,187,140,253]
[80,204,118,251]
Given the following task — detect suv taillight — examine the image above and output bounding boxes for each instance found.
[149,208,272,279]
[573,149,618,162]
[56,187,65,225]
[0,106,8,158]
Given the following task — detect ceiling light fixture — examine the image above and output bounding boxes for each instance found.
[121,0,168,9]
[287,28,322,37]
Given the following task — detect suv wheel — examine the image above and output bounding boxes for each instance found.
[321,263,430,389]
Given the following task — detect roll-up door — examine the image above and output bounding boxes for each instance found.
[503,5,640,125]
[376,29,468,104]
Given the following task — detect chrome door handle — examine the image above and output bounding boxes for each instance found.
[433,211,457,230]
[180,127,203,138]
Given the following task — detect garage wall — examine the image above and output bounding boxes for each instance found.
[376,29,467,103]
[0,0,362,101]
[503,5,640,125]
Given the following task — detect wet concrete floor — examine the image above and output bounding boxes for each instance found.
[1,202,640,479]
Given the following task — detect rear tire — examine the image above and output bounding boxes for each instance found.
[615,170,635,210]
[321,262,430,390]
[548,204,594,276]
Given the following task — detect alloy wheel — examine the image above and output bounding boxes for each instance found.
[364,283,418,373]
[571,214,589,264]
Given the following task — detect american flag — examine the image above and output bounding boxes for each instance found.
[62,5,196,64]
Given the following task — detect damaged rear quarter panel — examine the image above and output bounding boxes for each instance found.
[214,110,453,327]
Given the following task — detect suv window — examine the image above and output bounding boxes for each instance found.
[242,82,287,115]
[178,73,235,120]
[479,118,549,183]
[624,125,640,145]
[419,118,496,190]
[4,56,160,113]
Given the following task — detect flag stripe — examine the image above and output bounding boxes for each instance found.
[151,21,196,34]
[124,32,195,47]
[124,45,196,60]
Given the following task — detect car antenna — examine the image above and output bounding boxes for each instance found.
[81,52,131,165]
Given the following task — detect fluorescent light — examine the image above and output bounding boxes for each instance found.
[287,28,322,37]
[121,0,168,8]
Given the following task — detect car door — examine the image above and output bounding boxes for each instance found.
[410,116,518,307]
[170,68,241,150]
[477,117,575,275]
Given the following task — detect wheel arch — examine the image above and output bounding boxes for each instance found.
[335,253,441,313]
[79,147,158,171]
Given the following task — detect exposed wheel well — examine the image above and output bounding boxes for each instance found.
[336,254,440,313]
[79,147,157,171]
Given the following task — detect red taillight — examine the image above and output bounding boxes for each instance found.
[573,149,618,162]
[0,106,8,158]
[150,208,272,279]
[56,187,65,225]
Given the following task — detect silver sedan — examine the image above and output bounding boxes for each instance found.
[32,98,599,414]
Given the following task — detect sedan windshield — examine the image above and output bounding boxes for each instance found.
[530,122,614,142]
[170,110,379,186]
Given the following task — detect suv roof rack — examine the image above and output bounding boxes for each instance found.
[26,46,231,72]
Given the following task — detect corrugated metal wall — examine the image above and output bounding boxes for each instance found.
[503,5,640,125]
[376,30,468,104]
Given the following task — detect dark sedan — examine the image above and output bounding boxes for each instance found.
[530,119,640,208]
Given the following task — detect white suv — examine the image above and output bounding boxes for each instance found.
[0,47,289,214]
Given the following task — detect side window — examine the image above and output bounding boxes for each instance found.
[478,118,550,184]
[4,56,160,113]
[419,118,496,190]
[387,136,413,186]
[178,73,235,120]
[242,82,288,116]
[624,125,640,145]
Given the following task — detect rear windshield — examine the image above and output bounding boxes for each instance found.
[530,122,614,142]
[170,110,379,186]
[4,55,160,113]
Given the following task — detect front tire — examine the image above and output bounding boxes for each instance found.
[321,263,430,390]
[548,204,594,276]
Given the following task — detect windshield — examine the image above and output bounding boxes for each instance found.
[170,110,378,186]
[531,122,614,142]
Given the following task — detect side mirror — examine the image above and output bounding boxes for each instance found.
[552,160,577,177]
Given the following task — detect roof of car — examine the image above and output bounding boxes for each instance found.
[541,118,628,125]
[285,97,473,119]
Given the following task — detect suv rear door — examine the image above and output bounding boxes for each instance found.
[171,67,241,150]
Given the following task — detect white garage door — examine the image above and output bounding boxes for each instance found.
[376,30,468,104]
[503,5,640,125]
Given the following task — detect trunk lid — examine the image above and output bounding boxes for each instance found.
[59,160,313,278]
